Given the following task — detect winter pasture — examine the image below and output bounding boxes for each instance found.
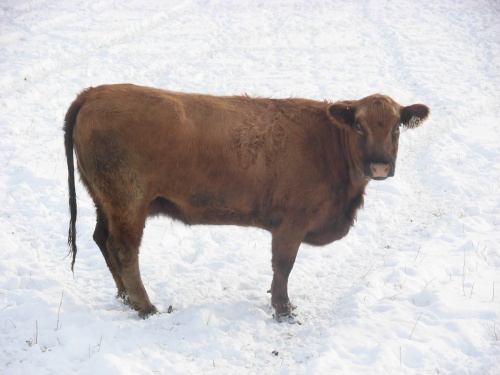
[0,0,499,374]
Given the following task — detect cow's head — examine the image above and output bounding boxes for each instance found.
[327,94,429,180]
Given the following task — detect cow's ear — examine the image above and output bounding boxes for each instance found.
[327,101,357,131]
[400,104,430,129]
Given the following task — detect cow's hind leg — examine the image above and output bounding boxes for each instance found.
[93,203,127,299]
[107,211,157,318]
[82,132,156,317]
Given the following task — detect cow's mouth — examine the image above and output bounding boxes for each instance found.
[365,162,393,180]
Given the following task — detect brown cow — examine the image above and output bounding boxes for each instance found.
[64,84,429,321]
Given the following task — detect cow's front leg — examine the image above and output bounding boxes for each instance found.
[270,228,303,322]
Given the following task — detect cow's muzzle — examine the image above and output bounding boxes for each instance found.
[366,162,394,180]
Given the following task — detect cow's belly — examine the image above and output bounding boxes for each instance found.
[148,191,274,229]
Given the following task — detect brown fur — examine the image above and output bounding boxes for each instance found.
[64,84,429,320]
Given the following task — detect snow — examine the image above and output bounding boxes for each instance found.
[1,0,499,373]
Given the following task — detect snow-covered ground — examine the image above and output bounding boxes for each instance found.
[1,0,499,373]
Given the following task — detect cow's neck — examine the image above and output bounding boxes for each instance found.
[336,127,367,191]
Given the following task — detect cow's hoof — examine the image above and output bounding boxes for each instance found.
[139,304,158,319]
[117,292,130,304]
[273,301,301,324]
[273,311,301,325]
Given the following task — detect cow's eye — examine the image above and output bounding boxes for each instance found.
[355,123,364,135]
[394,124,401,134]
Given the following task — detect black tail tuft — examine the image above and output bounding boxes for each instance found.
[64,94,84,272]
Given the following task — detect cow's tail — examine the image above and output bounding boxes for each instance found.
[63,92,86,272]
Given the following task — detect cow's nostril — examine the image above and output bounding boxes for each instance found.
[370,163,390,178]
